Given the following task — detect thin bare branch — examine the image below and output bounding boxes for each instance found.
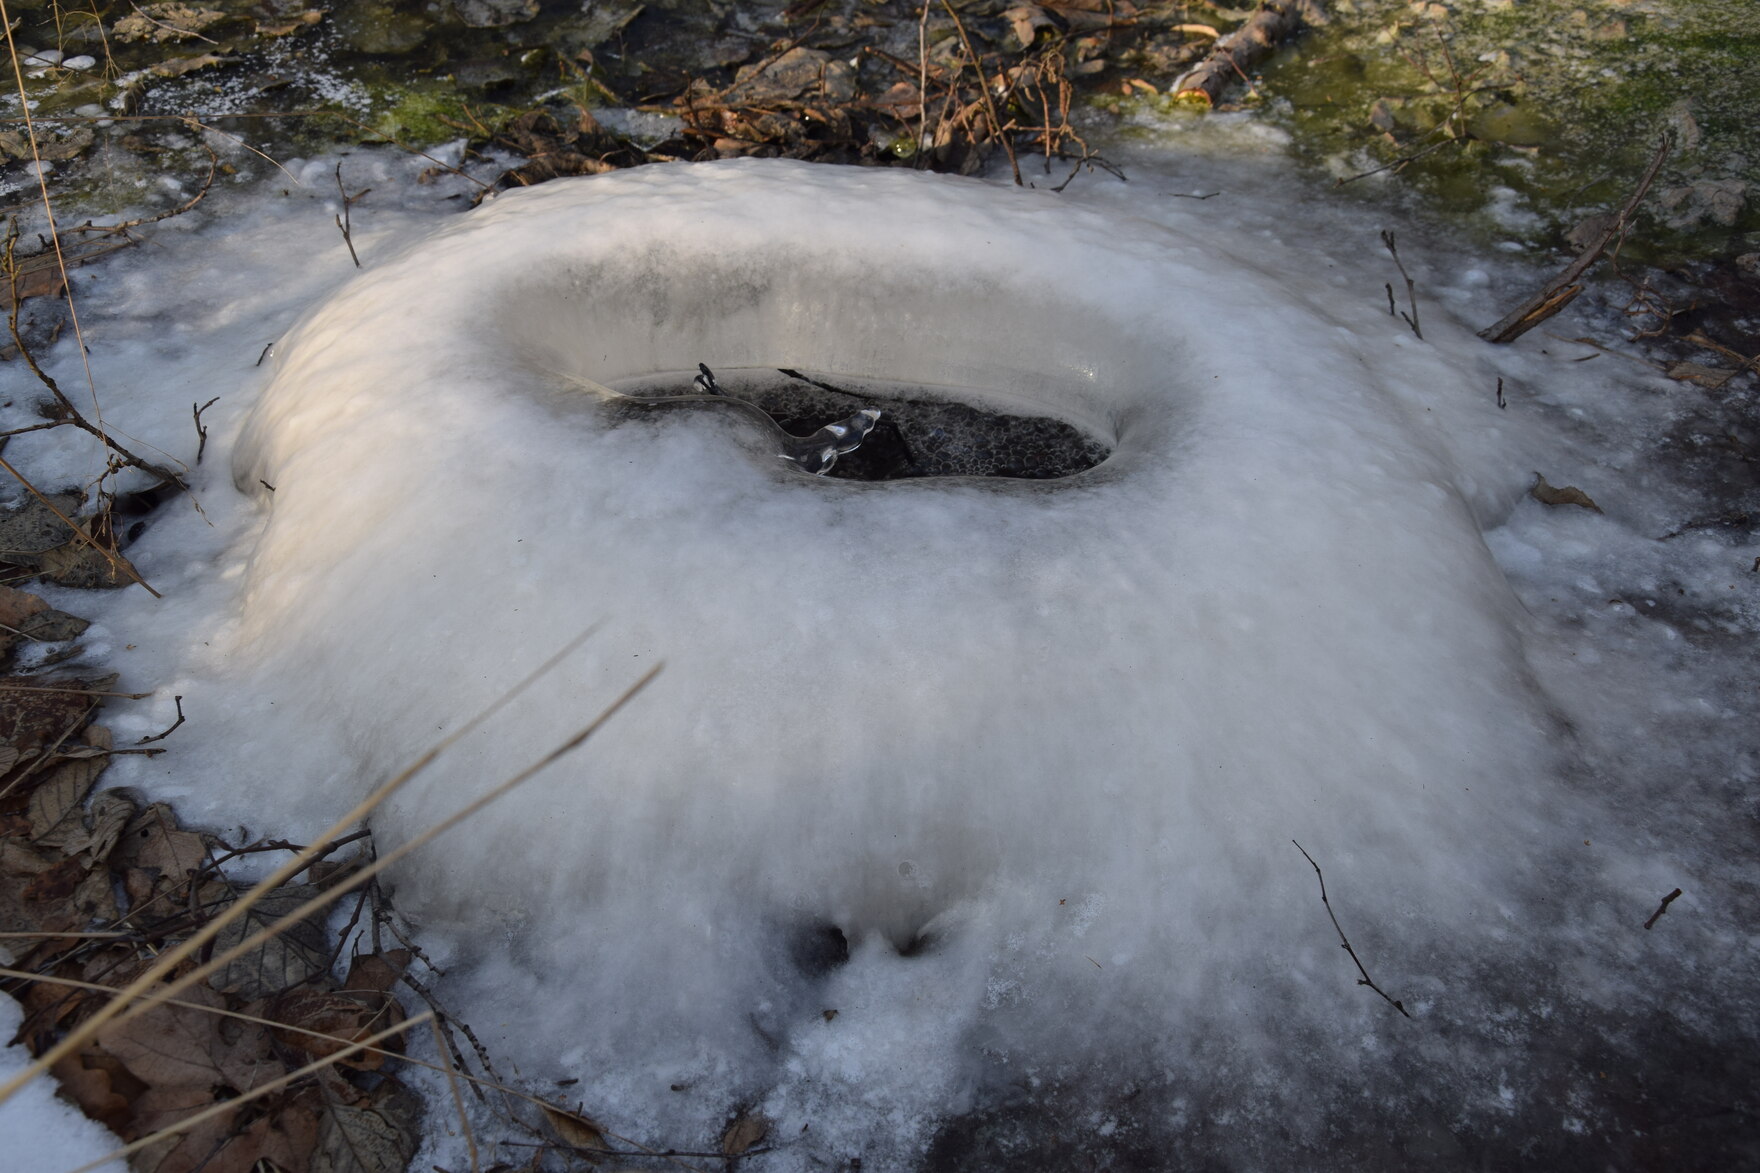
[1292,840,1411,1018]
[1479,133,1672,343]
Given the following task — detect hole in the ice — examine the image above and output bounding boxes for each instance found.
[612,367,1113,482]
[788,922,851,978]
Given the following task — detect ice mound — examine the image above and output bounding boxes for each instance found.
[226,160,1577,1161]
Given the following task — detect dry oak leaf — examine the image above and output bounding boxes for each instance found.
[0,671,112,758]
[60,788,139,862]
[0,837,65,932]
[209,884,331,999]
[1003,5,1058,48]
[269,986,405,1069]
[1045,0,1137,32]
[258,9,324,36]
[721,1108,770,1156]
[314,1095,419,1173]
[543,1101,611,1152]
[0,583,50,630]
[37,523,146,590]
[81,982,283,1173]
[50,1046,145,1135]
[342,948,411,996]
[116,802,209,889]
[28,725,110,848]
[149,53,237,78]
[0,491,85,561]
[1531,473,1603,513]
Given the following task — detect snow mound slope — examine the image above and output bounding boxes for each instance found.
[228,159,1575,1155]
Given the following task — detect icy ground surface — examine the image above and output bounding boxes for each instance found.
[8,123,1757,1170]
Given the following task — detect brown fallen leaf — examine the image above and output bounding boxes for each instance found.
[0,492,85,563]
[94,980,277,1121]
[209,884,332,998]
[543,1100,611,1152]
[0,127,93,162]
[17,608,92,645]
[20,854,87,913]
[117,803,209,893]
[342,949,411,996]
[0,584,50,633]
[29,726,110,847]
[270,986,404,1068]
[0,838,61,936]
[0,244,133,313]
[37,522,145,590]
[315,1095,419,1173]
[721,1107,770,1156]
[150,53,235,78]
[113,2,229,43]
[69,860,119,922]
[0,672,115,764]
[1531,473,1603,513]
[258,9,323,35]
[1666,360,1737,388]
[1003,4,1057,49]
[61,788,138,862]
[1046,0,1136,32]
[50,1046,144,1135]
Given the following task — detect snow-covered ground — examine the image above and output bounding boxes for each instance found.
[5,116,1756,1169]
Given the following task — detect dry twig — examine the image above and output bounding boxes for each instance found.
[1644,887,1682,930]
[1479,133,1672,343]
[1292,840,1411,1018]
[1381,230,1422,340]
[334,159,366,267]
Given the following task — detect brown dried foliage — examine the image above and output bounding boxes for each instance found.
[0,662,418,1173]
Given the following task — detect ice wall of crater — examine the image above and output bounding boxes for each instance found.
[219,160,1580,1156]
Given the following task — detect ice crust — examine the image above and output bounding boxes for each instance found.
[18,150,1755,1168]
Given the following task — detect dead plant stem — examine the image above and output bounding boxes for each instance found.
[0,1,121,490]
[432,1016,481,1173]
[940,0,1021,185]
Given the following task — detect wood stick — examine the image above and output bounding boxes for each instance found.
[1173,0,1319,108]
[1479,134,1671,343]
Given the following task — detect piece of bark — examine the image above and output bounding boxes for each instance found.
[1172,0,1320,107]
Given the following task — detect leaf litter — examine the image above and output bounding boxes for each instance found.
[1,649,429,1172]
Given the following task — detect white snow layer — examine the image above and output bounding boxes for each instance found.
[17,152,1756,1168]
[0,997,124,1173]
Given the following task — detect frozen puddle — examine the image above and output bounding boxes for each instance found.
[609,368,1113,481]
[36,154,1755,1168]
